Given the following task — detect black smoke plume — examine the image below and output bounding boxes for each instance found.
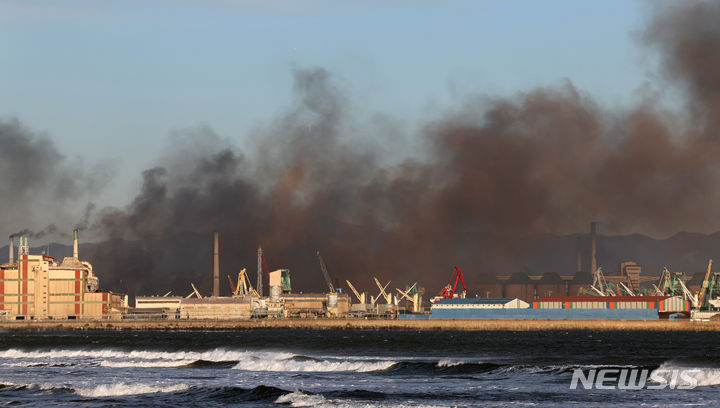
[0,119,109,243]
[15,2,720,297]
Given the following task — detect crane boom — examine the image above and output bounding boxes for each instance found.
[346,280,363,303]
[396,287,412,302]
[185,282,203,299]
[617,281,635,296]
[316,251,335,293]
[698,259,713,309]
[439,266,467,299]
[374,277,391,303]
[227,275,237,295]
[453,266,467,294]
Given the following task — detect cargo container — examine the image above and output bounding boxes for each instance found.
[399,308,658,320]
[531,296,689,313]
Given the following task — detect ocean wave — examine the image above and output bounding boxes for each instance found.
[0,347,293,363]
[99,359,198,368]
[436,359,464,368]
[651,362,720,387]
[234,356,395,373]
[1,362,76,368]
[275,390,447,408]
[74,382,190,397]
[276,390,330,407]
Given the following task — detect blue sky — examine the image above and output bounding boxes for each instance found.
[0,0,654,206]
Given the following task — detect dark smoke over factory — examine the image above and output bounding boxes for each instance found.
[2,1,720,297]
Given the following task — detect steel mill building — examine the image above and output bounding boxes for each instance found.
[0,230,126,319]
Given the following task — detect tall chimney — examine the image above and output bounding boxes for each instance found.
[8,237,13,264]
[257,246,264,297]
[590,222,598,273]
[73,229,79,259]
[576,236,582,273]
[213,232,219,297]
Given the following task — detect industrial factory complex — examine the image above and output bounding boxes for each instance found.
[1,222,720,323]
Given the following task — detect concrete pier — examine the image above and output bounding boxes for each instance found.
[0,318,717,332]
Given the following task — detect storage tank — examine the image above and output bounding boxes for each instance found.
[535,272,566,298]
[503,272,534,302]
[270,285,282,302]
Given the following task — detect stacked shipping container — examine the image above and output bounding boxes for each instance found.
[532,296,689,313]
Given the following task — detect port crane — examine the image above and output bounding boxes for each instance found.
[436,265,467,300]
[617,281,635,296]
[374,277,392,304]
[584,268,616,296]
[346,280,366,304]
[653,267,697,306]
[316,251,335,293]
[396,282,422,312]
[185,283,203,299]
[228,268,259,297]
[697,259,714,310]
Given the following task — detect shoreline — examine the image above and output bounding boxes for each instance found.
[0,318,719,331]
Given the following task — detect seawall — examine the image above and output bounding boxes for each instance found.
[0,318,719,331]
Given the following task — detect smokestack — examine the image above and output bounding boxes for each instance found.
[73,229,79,259]
[576,236,582,273]
[8,237,13,264]
[257,246,264,297]
[590,222,598,273]
[213,232,219,297]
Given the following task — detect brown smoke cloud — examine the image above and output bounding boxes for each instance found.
[29,1,720,296]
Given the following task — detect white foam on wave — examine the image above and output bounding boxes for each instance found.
[274,391,447,408]
[99,359,197,368]
[234,357,395,373]
[652,362,720,387]
[0,348,293,363]
[74,382,190,397]
[275,390,329,407]
[436,359,464,368]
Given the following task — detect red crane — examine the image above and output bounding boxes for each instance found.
[439,265,467,299]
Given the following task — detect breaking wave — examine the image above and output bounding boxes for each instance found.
[275,390,330,406]
[99,359,198,368]
[0,347,292,362]
[233,355,396,372]
[274,390,449,408]
[74,383,190,397]
[651,362,720,387]
[436,359,464,368]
